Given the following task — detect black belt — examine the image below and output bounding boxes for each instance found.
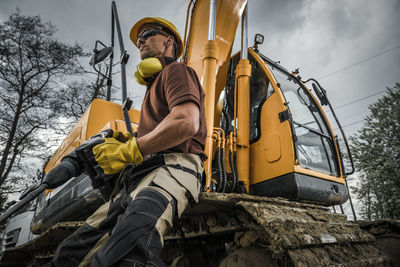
[116,155,165,196]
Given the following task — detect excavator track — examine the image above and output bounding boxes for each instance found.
[0,221,83,267]
[1,193,396,266]
[358,220,400,266]
[163,193,391,266]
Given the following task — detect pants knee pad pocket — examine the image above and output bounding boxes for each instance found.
[129,188,171,219]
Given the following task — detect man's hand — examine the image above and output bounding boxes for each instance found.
[112,130,132,143]
[92,137,143,174]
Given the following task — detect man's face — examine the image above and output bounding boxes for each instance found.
[137,27,168,59]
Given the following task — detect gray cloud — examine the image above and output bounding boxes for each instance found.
[0,0,399,136]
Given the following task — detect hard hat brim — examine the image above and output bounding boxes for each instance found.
[130,17,183,58]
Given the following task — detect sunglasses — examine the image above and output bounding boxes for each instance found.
[137,29,168,46]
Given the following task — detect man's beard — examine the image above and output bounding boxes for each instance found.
[140,50,154,60]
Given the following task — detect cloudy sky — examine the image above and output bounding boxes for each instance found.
[1,0,399,139]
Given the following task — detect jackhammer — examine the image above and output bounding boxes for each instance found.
[0,129,116,224]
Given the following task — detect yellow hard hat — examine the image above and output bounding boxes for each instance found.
[130,17,183,58]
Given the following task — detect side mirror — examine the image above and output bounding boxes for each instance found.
[312,82,328,106]
[90,46,113,66]
[89,40,113,81]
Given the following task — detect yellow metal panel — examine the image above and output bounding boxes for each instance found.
[250,92,295,184]
[43,99,140,174]
[43,105,91,174]
[248,50,295,185]
[263,132,281,163]
[85,99,140,139]
[99,120,138,133]
[294,165,345,184]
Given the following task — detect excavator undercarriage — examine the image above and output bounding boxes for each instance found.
[1,193,398,266]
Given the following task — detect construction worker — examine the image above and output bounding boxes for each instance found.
[52,17,206,266]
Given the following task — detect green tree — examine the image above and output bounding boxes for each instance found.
[350,83,400,220]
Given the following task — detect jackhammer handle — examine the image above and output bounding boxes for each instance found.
[0,183,48,223]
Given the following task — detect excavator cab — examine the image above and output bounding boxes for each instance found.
[220,49,349,205]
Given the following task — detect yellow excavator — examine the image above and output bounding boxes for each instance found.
[1,0,399,266]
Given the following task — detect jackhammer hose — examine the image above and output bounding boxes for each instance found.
[0,157,80,223]
[0,183,48,223]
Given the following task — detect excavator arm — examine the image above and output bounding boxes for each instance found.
[185,0,247,108]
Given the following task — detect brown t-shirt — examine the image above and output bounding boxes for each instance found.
[137,60,207,160]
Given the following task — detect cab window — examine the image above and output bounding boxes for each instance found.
[221,54,273,141]
[269,66,339,176]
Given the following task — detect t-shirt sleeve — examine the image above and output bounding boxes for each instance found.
[163,63,201,110]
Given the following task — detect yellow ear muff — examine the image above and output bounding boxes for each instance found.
[134,57,163,85]
[137,57,163,78]
[134,70,147,85]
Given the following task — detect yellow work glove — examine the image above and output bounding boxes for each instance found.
[92,137,143,175]
[112,130,132,143]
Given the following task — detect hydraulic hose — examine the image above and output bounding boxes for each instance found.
[220,147,227,193]
[213,128,227,193]
[229,150,238,193]
[233,151,239,191]
[216,147,223,192]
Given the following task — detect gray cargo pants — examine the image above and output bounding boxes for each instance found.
[52,153,203,267]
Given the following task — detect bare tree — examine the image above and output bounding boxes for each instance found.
[58,75,107,122]
[0,11,87,193]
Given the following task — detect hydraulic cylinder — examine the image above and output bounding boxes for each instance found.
[235,58,251,192]
[202,40,219,191]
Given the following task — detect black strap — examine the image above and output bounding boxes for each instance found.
[164,56,175,65]
[164,164,202,181]
[116,158,201,199]
[114,156,165,197]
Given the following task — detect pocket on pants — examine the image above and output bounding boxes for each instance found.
[163,153,203,203]
[151,167,189,217]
